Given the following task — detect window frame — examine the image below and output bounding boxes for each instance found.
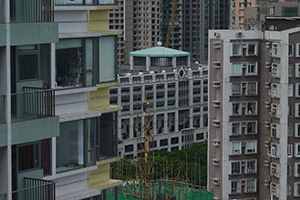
[288,84,293,97]
[231,142,242,155]
[245,160,257,174]
[246,82,257,96]
[246,62,258,76]
[245,179,256,193]
[289,44,294,57]
[246,121,257,135]
[295,123,300,137]
[232,102,242,116]
[245,101,257,115]
[231,180,241,194]
[246,43,258,56]
[296,43,300,57]
[231,43,242,57]
[231,63,243,76]
[231,82,242,96]
[231,161,241,175]
[246,140,257,154]
[295,143,300,158]
[288,144,293,157]
[231,122,242,136]
[295,103,300,117]
[17,142,41,172]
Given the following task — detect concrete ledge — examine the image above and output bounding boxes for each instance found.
[44,165,98,181]
[59,111,102,122]
[96,157,120,166]
[91,105,122,114]
[90,179,122,191]
[96,81,119,89]
[55,86,98,96]
[56,188,101,200]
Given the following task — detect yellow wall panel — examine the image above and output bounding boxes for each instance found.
[88,10,109,32]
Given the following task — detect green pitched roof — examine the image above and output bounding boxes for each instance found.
[129,46,190,57]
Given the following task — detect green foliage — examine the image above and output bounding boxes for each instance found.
[111,141,208,187]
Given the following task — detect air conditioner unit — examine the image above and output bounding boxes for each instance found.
[236,32,244,38]
[214,32,221,38]
[265,121,270,128]
[265,82,271,88]
[213,81,221,88]
[213,178,220,185]
[213,100,221,107]
[265,101,270,108]
[213,120,221,127]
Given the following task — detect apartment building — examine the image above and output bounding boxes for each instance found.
[0,0,122,199]
[111,46,208,157]
[208,27,300,199]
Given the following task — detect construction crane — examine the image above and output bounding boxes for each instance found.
[164,0,179,48]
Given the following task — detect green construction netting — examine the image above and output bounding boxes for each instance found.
[107,181,213,200]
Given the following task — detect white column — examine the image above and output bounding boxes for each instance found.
[129,56,133,71]
[172,57,176,69]
[146,57,150,72]
[187,56,190,68]
[50,43,56,89]
[51,137,56,175]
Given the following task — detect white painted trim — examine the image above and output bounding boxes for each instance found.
[44,166,98,180]
[59,111,102,122]
[55,86,98,96]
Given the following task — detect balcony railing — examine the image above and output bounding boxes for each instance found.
[10,0,54,23]
[12,177,55,200]
[11,87,55,122]
[55,0,116,5]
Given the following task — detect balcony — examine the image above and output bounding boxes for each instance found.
[12,178,55,200]
[11,87,55,122]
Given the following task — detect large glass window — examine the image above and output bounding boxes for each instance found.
[57,120,84,172]
[56,39,83,88]
[100,113,117,159]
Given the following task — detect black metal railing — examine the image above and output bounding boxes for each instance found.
[11,87,55,121]
[12,178,55,200]
[10,0,54,23]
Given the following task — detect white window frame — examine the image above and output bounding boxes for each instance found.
[296,63,300,77]
[295,143,300,158]
[271,143,278,158]
[231,63,242,76]
[231,83,242,96]
[232,43,242,56]
[289,64,293,77]
[270,183,279,197]
[295,103,300,117]
[271,83,280,98]
[232,102,242,116]
[295,83,300,97]
[230,161,241,175]
[231,180,241,194]
[271,123,279,138]
[246,101,257,115]
[246,140,257,154]
[288,144,293,157]
[288,124,293,137]
[245,179,256,193]
[294,182,300,197]
[287,164,292,177]
[231,122,241,136]
[271,63,280,78]
[289,44,294,57]
[272,43,280,58]
[245,160,257,174]
[295,123,300,137]
[246,43,258,56]
[246,121,257,134]
[270,163,280,178]
[295,163,300,177]
[246,82,257,96]
[246,62,257,76]
[288,84,293,97]
[287,184,292,196]
[231,142,241,155]
[296,43,300,58]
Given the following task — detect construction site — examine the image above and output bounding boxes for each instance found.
[110,94,212,200]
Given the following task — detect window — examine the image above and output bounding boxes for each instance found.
[18,143,39,171]
[246,141,257,154]
[232,63,242,76]
[296,124,300,137]
[232,43,242,56]
[246,121,256,134]
[289,44,294,56]
[246,179,256,193]
[287,164,292,177]
[231,181,241,194]
[288,84,293,97]
[297,43,300,57]
[296,63,300,77]
[288,105,293,117]
[231,162,241,174]
[295,103,300,117]
[272,64,280,78]
[270,183,278,197]
[288,124,293,137]
[271,143,278,158]
[288,144,293,157]
[246,102,257,115]
[232,83,242,95]
[272,43,279,57]
[271,83,279,98]
[289,64,293,77]
[246,82,257,95]
[231,142,241,155]
[125,145,133,152]
[232,122,241,135]
[246,160,256,173]
[283,7,298,17]
[160,139,168,146]
[232,103,241,115]
[247,43,257,56]
[246,63,257,75]
[295,143,300,157]
[296,83,300,97]
[270,163,278,177]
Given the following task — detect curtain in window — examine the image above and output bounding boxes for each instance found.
[247,141,254,151]
[232,64,242,76]
[232,83,241,95]
[99,36,115,82]
[248,82,256,95]
[232,142,240,154]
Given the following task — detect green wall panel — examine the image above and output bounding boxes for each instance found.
[0,24,6,47]
[10,22,58,46]
[0,124,7,147]
[18,169,43,191]
[11,116,59,145]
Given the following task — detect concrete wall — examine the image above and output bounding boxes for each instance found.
[10,23,58,46]
[55,93,88,116]
[11,116,59,145]
[0,124,7,147]
[0,25,6,47]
